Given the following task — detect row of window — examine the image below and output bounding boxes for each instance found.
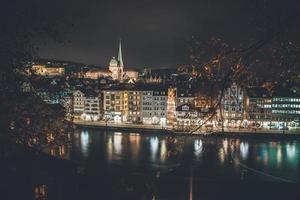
[273,98,300,102]
[85,108,99,111]
[272,104,300,108]
[272,110,300,114]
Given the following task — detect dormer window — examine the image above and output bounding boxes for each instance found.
[182,105,189,111]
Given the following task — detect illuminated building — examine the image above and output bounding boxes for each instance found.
[103,87,125,123]
[140,85,168,126]
[167,87,176,126]
[73,89,102,121]
[108,40,139,82]
[83,68,112,79]
[221,82,244,127]
[109,40,124,81]
[144,75,162,84]
[271,87,300,128]
[176,103,200,129]
[124,69,139,81]
[245,87,272,128]
[124,90,142,123]
[31,64,65,76]
[73,90,85,117]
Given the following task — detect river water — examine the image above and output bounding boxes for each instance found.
[70,127,300,183]
[3,127,300,200]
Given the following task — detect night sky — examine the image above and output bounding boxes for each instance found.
[36,0,300,68]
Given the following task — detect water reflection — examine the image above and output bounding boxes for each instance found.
[129,133,140,160]
[277,146,282,166]
[70,128,300,182]
[240,142,249,160]
[160,140,167,162]
[49,144,70,159]
[150,136,159,161]
[194,139,203,159]
[287,143,296,160]
[113,132,123,156]
[81,130,89,157]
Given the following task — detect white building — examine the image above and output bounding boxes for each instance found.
[73,90,85,117]
[108,40,139,82]
[176,103,200,128]
[221,82,244,127]
[108,40,124,81]
[141,90,154,124]
[141,85,167,127]
[73,89,102,121]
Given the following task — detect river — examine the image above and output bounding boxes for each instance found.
[69,127,300,183]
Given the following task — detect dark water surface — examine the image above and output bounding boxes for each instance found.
[72,128,300,183]
[2,127,300,200]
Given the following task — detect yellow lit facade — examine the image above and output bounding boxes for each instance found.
[31,65,65,76]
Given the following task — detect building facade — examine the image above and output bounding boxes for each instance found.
[271,89,300,128]
[245,87,272,128]
[124,90,142,123]
[31,65,65,76]
[221,82,244,127]
[140,86,168,127]
[73,90,102,121]
[175,103,200,130]
[73,90,85,117]
[103,88,124,123]
[108,40,124,81]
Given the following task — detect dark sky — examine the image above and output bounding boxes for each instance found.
[36,0,300,68]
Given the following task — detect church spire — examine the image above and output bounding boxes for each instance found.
[117,39,124,67]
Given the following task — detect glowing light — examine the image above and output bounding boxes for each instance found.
[194,139,203,158]
[286,143,296,160]
[277,146,282,166]
[107,137,113,161]
[160,140,167,161]
[223,139,228,154]
[240,142,249,160]
[113,132,123,156]
[81,130,89,157]
[129,133,141,160]
[150,137,159,161]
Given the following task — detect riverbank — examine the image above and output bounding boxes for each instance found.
[73,120,300,139]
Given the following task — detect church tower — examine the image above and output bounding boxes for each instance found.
[108,39,125,81]
[117,39,124,81]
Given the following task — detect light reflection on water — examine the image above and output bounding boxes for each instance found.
[80,130,89,157]
[194,139,203,159]
[150,136,159,161]
[72,128,300,182]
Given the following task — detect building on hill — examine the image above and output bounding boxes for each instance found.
[31,64,65,76]
[108,40,139,82]
[83,68,112,79]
